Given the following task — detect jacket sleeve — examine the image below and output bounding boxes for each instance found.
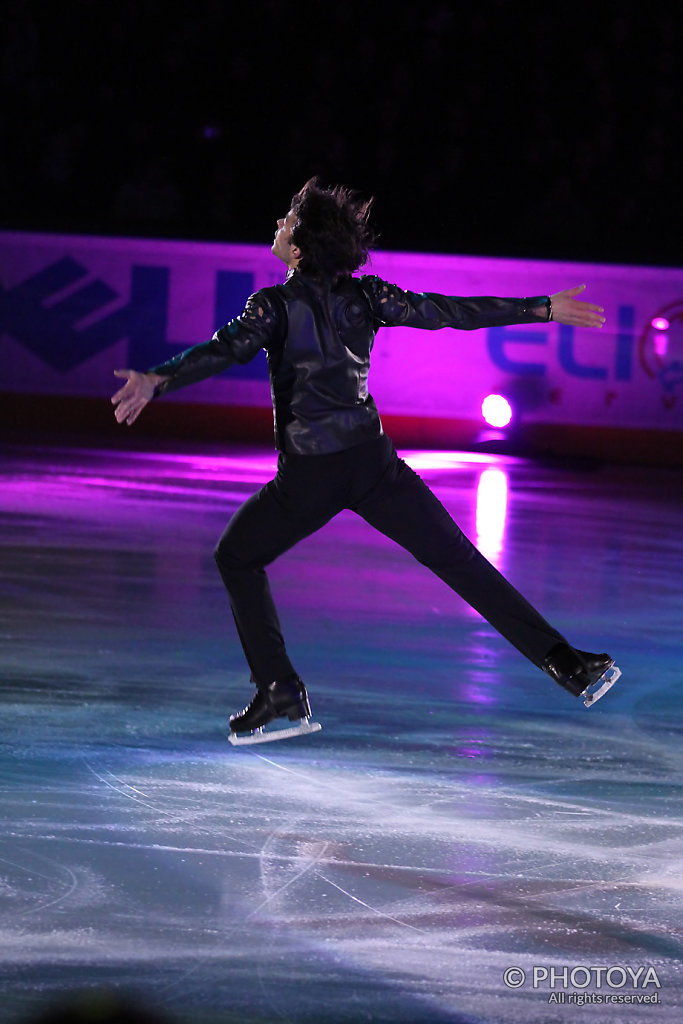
[149,288,284,394]
[359,275,549,332]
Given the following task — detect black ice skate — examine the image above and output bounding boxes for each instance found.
[543,643,621,707]
[228,676,322,745]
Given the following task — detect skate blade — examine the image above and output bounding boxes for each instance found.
[583,665,621,707]
[228,717,322,746]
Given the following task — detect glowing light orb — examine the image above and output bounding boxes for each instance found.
[651,317,670,331]
[481,394,513,428]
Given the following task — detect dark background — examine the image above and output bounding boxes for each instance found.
[2,0,681,267]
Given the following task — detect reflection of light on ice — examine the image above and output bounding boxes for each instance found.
[476,468,508,563]
[401,450,505,471]
[654,333,668,358]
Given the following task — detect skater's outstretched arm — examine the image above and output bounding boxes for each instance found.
[111,369,169,426]
[111,288,286,426]
[360,277,606,332]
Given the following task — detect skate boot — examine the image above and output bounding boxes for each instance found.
[542,643,621,707]
[228,675,322,745]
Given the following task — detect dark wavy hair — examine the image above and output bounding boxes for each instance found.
[290,178,377,279]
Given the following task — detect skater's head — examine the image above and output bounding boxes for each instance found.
[271,178,377,279]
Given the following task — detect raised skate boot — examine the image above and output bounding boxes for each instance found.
[228,675,322,745]
[542,643,621,707]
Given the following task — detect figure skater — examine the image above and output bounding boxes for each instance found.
[111,179,621,743]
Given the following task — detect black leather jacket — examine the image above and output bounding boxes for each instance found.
[151,272,549,455]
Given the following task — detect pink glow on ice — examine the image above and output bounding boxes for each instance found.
[135,452,278,481]
[476,468,508,562]
[462,684,498,706]
[400,450,509,471]
[651,316,670,331]
[481,394,513,428]
[654,333,669,358]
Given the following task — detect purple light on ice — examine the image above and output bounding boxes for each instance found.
[481,394,513,429]
[476,467,508,562]
[654,333,669,358]
[401,450,508,471]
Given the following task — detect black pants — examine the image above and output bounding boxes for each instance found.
[214,434,567,686]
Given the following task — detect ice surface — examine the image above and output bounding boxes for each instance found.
[1,443,681,1023]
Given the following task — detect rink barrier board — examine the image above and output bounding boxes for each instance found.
[1,228,682,464]
[2,393,681,466]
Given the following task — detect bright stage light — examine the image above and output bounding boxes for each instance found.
[481,394,513,429]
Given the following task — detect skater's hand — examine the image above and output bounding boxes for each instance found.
[549,285,606,328]
[111,369,168,425]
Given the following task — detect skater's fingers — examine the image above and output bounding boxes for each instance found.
[551,287,606,329]
[111,383,131,404]
[115,397,146,425]
[566,302,605,318]
[111,370,138,405]
[563,284,586,297]
[560,312,605,328]
[111,370,155,422]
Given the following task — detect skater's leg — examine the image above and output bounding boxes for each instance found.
[352,448,567,667]
[214,451,349,685]
[215,485,332,684]
[215,488,297,684]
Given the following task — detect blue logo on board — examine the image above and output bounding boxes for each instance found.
[0,257,267,380]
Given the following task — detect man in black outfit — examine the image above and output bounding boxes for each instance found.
[112,179,620,742]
